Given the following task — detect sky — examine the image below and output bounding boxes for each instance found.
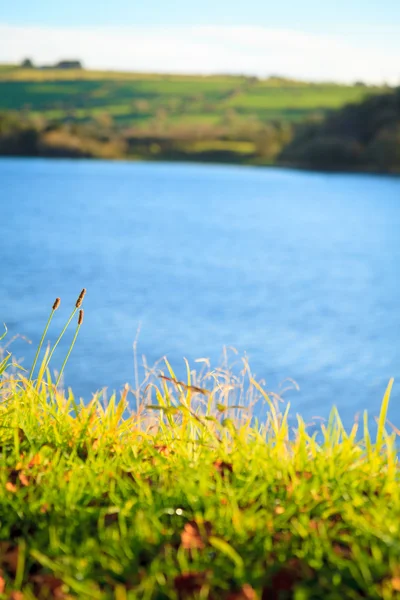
[1,0,400,83]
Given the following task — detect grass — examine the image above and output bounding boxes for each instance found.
[0,293,400,599]
[0,66,387,130]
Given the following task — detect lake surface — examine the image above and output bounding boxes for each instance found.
[1,158,400,424]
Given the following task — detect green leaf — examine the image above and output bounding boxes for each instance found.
[146,405,180,414]
[0,353,11,376]
[376,378,394,450]
[216,403,246,412]
[208,536,243,569]
[221,418,236,430]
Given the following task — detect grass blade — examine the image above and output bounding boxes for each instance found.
[376,378,394,451]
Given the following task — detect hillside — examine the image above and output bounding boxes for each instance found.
[0,66,383,130]
[0,65,397,169]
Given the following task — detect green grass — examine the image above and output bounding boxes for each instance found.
[224,86,377,110]
[0,294,400,599]
[0,66,386,130]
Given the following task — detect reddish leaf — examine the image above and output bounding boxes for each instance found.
[181,521,212,550]
[213,459,233,478]
[174,572,208,599]
[154,445,171,457]
[92,439,100,452]
[295,471,313,480]
[8,470,20,484]
[0,575,5,594]
[104,512,119,526]
[28,454,41,468]
[31,574,66,598]
[272,562,299,591]
[285,483,295,496]
[272,531,292,543]
[9,592,24,600]
[18,472,30,487]
[0,543,19,575]
[392,577,400,592]
[328,513,344,525]
[5,482,17,493]
[262,559,312,599]
[227,584,257,599]
[333,542,352,559]
[308,519,322,532]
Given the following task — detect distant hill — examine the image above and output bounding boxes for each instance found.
[0,65,385,130]
[279,87,400,172]
[0,65,397,172]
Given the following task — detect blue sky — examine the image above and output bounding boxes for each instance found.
[1,0,400,82]
[2,0,400,30]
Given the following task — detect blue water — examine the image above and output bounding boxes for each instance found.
[1,158,400,424]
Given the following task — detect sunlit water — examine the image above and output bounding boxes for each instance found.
[1,158,400,425]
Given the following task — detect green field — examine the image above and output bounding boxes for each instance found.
[0,66,385,131]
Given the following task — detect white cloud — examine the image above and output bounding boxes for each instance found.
[0,24,399,84]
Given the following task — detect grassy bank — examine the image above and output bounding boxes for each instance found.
[1,294,400,599]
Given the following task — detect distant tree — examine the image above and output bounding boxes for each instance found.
[55,60,83,70]
[275,121,294,145]
[279,87,400,171]
[254,129,281,160]
[281,135,363,169]
[21,58,34,68]
[365,126,400,169]
[17,128,40,154]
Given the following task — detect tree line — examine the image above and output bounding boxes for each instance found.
[279,87,400,172]
[1,87,399,172]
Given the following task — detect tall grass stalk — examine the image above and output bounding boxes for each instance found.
[42,288,86,374]
[28,297,60,380]
[55,309,84,388]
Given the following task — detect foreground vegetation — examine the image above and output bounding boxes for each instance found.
[1,292,400,599]
[2,64,398,170]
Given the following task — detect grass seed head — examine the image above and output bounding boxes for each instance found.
[78,309,84,326]
[76,288,86,308]
[52,297,61,311]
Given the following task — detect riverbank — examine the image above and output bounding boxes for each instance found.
[2,150,399,177]
[1,119,399,176]
[1,316,399,598]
